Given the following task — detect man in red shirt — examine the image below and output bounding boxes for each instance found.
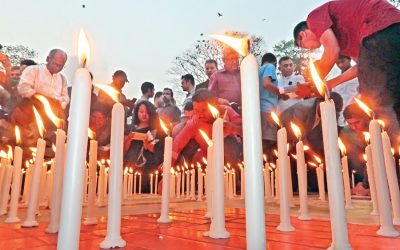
[294,0,400,144]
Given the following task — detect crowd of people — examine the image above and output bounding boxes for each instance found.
[0,0,399,195]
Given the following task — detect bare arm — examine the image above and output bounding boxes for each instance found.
[315,28,341,79]
[263,77,280,95]
[326,65,358,89]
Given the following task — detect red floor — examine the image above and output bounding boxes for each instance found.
[1,208,400,249]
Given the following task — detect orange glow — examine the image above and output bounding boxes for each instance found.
[391,148,395,155]
[34,94,64,128]
[354,97,374,119]
[377,120,385,129]
[1,150,9,158]
[155,170,158,175]
[210,34,250,56]
[271,112,281,127]
[363,154,367,162]
[303,145,310,151]
[78,28,90,67]
[338,138,346,156]
[263,154,267,162]
[269,163,276,169]
[314,155,322,164]
[308,162,317,167]
[291,122,302,140]
[208,103,220,119]
[199,129,212,147]
[159,118,170,136]
[291,154,297,160]
[309,60,328,98]
[171,168,175,174]
[93,83,120,103]
[33,107,45,137]
[273,149,278,157]
[197,162,201,168]
[88,128,96,140]
[52,144,56,153]
[129,168,133,174]
[202,157,207,165]
[7,146,12,160]
[238,162,243,169]
[363,132,370,143]
[15,126,21,145]
[184,160,188,170]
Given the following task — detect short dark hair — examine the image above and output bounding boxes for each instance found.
[205,59,218,68]
[278,56,292,65]
[293,21,308,46]
[192,89,216,103]
[90,103,111,117]
[163,88,173,97]
[183,101,193,111]
[343,103,370,121]
[181,74,195,86]
[338,55,351,61]
[20,59,37,67]
[261,53,277,65]
[154,91,162,99]
[140,81,154,94]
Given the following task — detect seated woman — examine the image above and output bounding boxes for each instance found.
[89,103,111,160]
[124,100,165,193]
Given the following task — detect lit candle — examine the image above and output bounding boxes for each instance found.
[83,135,98,226]
[133,172,137,195]
[155,170,159,195]
[100,97,127,248]
[97,160,106,206]
[200,130,214,218]
[157,119,173,223]
[170,168,175,198]
[58,29,93,250]
[5,127,23,223]
[197,163,203,201]
[355,98,399,236]
[363,136,379,215]
[313,155,326,202]
[190,165,195,200]
[291,122,311,220]
[310,61,351,248]
[338,138,353,209]
[176,168,180,198]
[204,103,229,238]
[270,165,275,198]
[224,167,228,198]
[181,166,185,197]
[271,112,294,232]
[0,147,13,215]
[239,163,244,199]
[263,155,272,201]
[232,170,236,197]
[128,168,133,196]
[21,107,46,227]
[150,173,154,195]
[185,165,190,199]
[351,170,356,189]
[138,172,142,194]
[22,161,32,205]
[123,168,128,199]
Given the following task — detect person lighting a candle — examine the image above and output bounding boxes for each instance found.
[123,101,165,194]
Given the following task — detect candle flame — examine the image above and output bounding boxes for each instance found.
[309,60,328,98]
[271,112,281,127]
[29,159,34,164]
[268,167,273,172]
[291,154,297,160]
[78,28,90,67]
[52,144,56,153]
[7,146,12,160]
[171,168,175,174]
[273,149,278,157]
[238,162,243,169]
[159,118,169,136]
[15,126,21,145]
[34,94,64,128]
[33,107,45,137]
[210,34,250,56]
[352,170,356,174]
[25,161,29,169]
[208,103,220,119]
[199,129,212,147]
[303,145,310,151]
[308,162,317,167]
[197,162,201,168]
[263,154,267,162]
[354,97,374,119]
[290,122,302,140]
[88,128,96,140]
[363,154,367,162]
[338,138,346,156]
[1,150,8,159]
[129,167,133,174]
[202,157,207,165]
[184,160,188,169]
[391,147,395,155]
[363,132,370,143]
[314,155,322,164]
[377,120,385,129]
[93,83,120,103]
[269,163,276,169]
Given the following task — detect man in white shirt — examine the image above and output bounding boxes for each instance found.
[18,49,69,111]
[332,55,359,129]
[276,56,305,114]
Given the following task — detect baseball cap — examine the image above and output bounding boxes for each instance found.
[113,70,129,83]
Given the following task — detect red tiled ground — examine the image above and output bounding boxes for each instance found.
[1,208,400,249]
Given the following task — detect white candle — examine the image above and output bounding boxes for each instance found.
[97,162,106,206]
[58,30,93,250]
[205,144,213,218]
[155,171,159,195]
[318,164,326,201]
[22,163,32,205]
[338,138,353,209]
[381,131,400,225]
[263,162,272,201]
[176,169,180,198]
[365,144,379,215]
[100,102,126,248]
[0,156,12,216]
[138,173,142,194]
[157,127,173,223]
[133,172,137,195]
[224,170,228,198]
[170,169,176,198]
[291,122,310,220]
[150,173,153,195]
[181,168,185,197]
[232,171,236,197]
[240,164,244,199]
[22,137,46,227]
[83,139,98,225]
[198,171,204,201]
[270,167,275,198]
[287,156,294,207]
[186,168,190,199]
[5,135,23,223]
[128,169,133,196]
[351,170,355,189]
[123,168,128,199]
[205,108,229,238]
[274,116,294,232]
[190,167,195,200]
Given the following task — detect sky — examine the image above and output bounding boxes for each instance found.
[1,0,327,99]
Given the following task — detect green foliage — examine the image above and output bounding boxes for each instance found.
[1,45,38,66]
[272,39,310,75]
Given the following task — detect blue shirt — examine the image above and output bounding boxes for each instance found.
[259,63,278,112]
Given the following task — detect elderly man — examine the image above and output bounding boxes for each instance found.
[18,49,69,113]
[294,0,400,144]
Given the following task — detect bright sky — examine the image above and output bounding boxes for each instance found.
[1,0,327,99]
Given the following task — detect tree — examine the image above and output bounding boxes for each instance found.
[272,39,311,76]
[168,32,265,104]
[1,45,38,66]
[389,0,400,7]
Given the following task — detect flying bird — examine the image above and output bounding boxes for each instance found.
[82,4,86,8]
[200,33,204,36]
[261,18,267,22]
[217,12,223,17]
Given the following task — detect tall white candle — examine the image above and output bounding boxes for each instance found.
[291,123,310,220]
[128,168,133,196]
[176,169,180,198]
[97,162,106,206]
[133,172,137,195]
[83,139,98,225]
[190,167,195,200]
[6,129,23,223]
[270,167,275,198]
[22,163,32,205]
[170,169,176,198]
[338,138,353,209]
[138,173,142,194]
[22,107,46,227]
[155,171,159,195]
[157,122,173,223]
[58,29,93,250]
[150,173,153,195]
[240,164,244,199]
[0,156,12,215]
[232,171,236,197]
[263,161,272,201]
[381,131,400,225]
[100,102,126,248]
[198,171,204,201]
[205,144,213,218]
[365,144,379,215]
[185,168,190,199]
